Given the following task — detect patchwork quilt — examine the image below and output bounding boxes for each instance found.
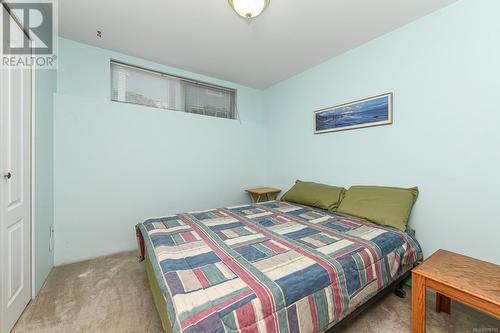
[137,201,422,333]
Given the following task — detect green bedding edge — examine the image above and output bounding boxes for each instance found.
[139,223,178,333]
[145,250,172,333]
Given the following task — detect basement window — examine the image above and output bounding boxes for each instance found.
[111,61,237,120]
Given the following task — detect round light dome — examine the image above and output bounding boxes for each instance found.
[228,0,270,20]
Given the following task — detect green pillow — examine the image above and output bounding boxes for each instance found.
[281,181,346,211]
[337,186,419,231]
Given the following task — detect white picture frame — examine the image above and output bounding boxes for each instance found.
[314,93,393,134]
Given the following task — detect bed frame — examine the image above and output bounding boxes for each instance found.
[136,227,411,333]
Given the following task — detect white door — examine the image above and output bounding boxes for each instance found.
[0,7,32,333]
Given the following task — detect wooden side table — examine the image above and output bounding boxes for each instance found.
[411,249,500,333]
[245,187,281,203]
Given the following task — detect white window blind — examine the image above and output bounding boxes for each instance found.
[111,61,236,119]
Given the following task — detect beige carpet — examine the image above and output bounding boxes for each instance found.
[13,251,499,333]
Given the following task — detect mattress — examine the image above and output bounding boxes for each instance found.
[137,200,422,333]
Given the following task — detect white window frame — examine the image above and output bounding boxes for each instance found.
[110,60,237,120]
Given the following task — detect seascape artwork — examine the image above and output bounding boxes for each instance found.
[314,93,393,133]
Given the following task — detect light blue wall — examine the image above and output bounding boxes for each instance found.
[34,68,56,294]
[53,38,267,265]
[264,0,500,263]
[52,0,499,265]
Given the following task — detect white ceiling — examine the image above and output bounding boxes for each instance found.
[59,0,457,88]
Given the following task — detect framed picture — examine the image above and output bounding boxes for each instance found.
[314,92,393,134]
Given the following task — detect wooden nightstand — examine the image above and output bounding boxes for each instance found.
[411,249,500,333]
[245,187,281,203]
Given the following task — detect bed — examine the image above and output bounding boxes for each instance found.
[136,200,422,333]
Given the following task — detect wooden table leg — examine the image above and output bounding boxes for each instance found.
[412,272,426,333]
[436,293,451,314]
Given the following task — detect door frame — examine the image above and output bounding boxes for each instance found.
[30,49,36,300]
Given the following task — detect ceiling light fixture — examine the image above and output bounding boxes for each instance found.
[228,0,270,21]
